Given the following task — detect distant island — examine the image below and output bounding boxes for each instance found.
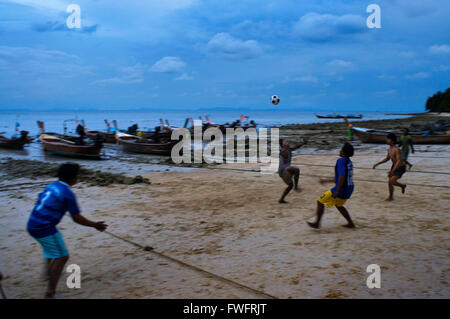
[426,88,450,113]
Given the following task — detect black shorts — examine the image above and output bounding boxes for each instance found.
[392,165,406,179]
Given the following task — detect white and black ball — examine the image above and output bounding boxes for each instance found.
[271,95,280,105]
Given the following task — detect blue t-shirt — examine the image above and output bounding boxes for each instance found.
[331,157,354,199]
[27,181,80,238]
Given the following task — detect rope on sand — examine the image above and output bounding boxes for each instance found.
[103,230,277,299]
[292,163,450,176]
[205,167,450,189]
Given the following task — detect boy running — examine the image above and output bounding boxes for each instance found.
[399,128,415,170]
[373,133,407,201]
[307,143,355,229]
[278,138,307,203]
[27,163,107,298]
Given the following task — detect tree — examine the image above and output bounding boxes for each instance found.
[426,88,450,112]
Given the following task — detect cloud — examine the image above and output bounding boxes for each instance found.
[406,72,430,80]
[207,32,263,60]
[429,44,450,55]
[377,74,396,80]
[399,51,415,58]
[293,13,366,42]
[32,21,98,34]
[0,45,91,78]
[292,75,319,84]
[328,59,353,68]
[150,56,186,73]
[174,72,194,81]
[433,65,450,72]
[92,63,147,85]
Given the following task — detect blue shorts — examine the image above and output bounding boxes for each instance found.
[34,231,69,259]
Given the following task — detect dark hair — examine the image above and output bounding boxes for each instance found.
[58,163,80,183]
[342,142,354,157]
[387,133,397,143]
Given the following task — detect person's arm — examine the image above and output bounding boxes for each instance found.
[289,138,308,151]
[373,152,390,169]
[332,175,345,198]
[66,191,107,231]
[71,214,107,231]
[410,138,415,153]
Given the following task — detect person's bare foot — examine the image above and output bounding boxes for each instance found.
[342,223,355,228]
[279,199,288,204]
[408,164,413,171]
[402,185,407,194]
[307,221,319,229]
[385,197,393,201]
[295,187,302,192]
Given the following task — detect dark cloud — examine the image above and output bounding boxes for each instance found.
[32,21,98,34]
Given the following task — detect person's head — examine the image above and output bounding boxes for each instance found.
[58,163,80,186]
[403,128,409,135]
[386,133,397,145]
[340,142,354,157]
[279,139,289,147]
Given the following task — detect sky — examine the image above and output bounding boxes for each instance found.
[0,0,449,112]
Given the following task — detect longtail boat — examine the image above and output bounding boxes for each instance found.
[40,134,103,159]
[351,127,450,144]
[316,114,363,119]
[0,131,33,150]
[118,138,177,156]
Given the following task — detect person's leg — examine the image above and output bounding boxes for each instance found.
[336,206,355,228]
[391,175,406,194]
[307,201,324,229]
[279,183,293,203]
[287,166,300,190]
[386,178,394,201]
[42,258,52,281]
[46,256,68,298]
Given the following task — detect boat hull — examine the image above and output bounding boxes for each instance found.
[351,127,450,144]
[119,139,176,156]
[41,138,102,159]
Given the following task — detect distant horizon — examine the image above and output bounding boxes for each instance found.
[0,105,426,113]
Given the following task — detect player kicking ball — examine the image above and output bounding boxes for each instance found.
[307,143,355,229]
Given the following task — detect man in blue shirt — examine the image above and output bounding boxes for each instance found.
[307,143,355,229]
[27,163,107,298]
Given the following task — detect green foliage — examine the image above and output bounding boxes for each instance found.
[426,88,450,112]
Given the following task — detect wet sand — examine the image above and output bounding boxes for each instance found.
[0,144,449,298]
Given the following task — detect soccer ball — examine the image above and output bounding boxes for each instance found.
[271,95,280,105]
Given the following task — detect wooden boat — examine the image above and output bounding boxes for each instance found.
[40,134,103,159]
[351,127,450,144]
[316,114,363,119]
[86,130,116,143]
[118,138,177,156]
[0,131,33,150]
[83,120,117,143]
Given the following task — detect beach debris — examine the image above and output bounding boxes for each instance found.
[0,158,150,187]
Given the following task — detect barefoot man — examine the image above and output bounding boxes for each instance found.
[307,142,355,229]
[373,133,407,201]
[27,163,108,298]
[278,138,307,203]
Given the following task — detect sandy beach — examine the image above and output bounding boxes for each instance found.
[1,138,449,298]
